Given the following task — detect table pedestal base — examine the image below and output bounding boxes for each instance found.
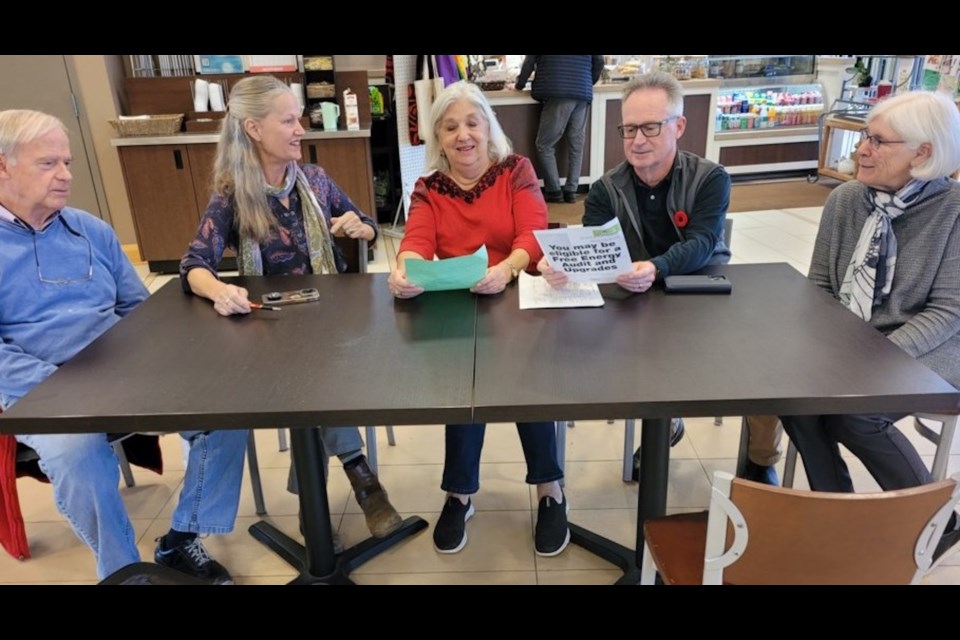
[568,417,671,585]
[569,524,641,585]
[249,517,428,585]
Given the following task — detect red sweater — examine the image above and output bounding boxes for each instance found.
[399,154,547,268]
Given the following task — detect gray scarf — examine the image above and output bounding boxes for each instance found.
[238,162,338,276]
[839,178,928,321]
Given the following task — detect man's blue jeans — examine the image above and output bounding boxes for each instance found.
[17,429,247,579]
[441,421,563,495]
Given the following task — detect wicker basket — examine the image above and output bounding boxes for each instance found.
[109,114,184,137]
[475,80,506,91]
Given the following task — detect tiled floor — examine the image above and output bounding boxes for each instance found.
[5,184,959,585]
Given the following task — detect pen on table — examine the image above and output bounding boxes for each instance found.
[248,301,282,311]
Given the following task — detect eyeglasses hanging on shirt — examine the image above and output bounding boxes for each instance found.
[33,215,93,285]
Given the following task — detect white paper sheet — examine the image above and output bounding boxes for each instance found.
[518,271,604,309]
[533,218,633,284]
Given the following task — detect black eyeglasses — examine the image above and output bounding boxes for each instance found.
[859,129,906,151]
[33,217,93,285]
[617,116,680,139]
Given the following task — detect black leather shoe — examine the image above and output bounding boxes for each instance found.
[562,190,578,203]
[631,418,685,481]
[741,459,780,486]
[543,190,564,203]
[933,514,960,568]
[344,456,403,538]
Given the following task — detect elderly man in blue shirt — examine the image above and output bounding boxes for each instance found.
[0,109,247,583]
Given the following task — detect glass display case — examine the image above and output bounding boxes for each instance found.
[716,82,824,131]
[708,55,816,86]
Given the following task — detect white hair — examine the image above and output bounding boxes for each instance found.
[425,81,512,173]
[868,90,960,180]
[0,109,68,164]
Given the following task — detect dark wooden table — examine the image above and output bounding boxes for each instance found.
[3,265,958,585]
[473,262,960,583]
[0,273,477,585]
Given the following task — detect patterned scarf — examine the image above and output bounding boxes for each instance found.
[238,162,338,276]
[838,178,928,321]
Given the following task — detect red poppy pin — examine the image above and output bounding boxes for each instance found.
[673,210,689,228]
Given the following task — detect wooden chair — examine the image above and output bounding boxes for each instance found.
[640,469,960,585]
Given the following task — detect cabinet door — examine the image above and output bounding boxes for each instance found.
[301,138,376,217]
[118,145,201,263]
[187,144,236,260]
[187,144,218,215]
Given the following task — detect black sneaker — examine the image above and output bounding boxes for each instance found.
[535,493,570,557]
[631,418,685,482]
[433,497,474,554]
[154,536,234,584]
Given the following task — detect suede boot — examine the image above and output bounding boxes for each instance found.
[344,457,403,537]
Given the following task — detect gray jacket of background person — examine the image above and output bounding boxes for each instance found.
[811,177,960,389]
[596,151,731,276]
[515,55,604,102]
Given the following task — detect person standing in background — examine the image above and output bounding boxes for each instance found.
[514,55,604,203]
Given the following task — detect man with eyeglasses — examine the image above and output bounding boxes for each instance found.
[539,72,779,482]
[0,109,247,583]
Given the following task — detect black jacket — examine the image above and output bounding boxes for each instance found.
[515,55,604,102]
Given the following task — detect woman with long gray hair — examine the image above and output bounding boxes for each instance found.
[180,75,402,548]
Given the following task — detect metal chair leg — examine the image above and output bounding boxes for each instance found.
[915,413,959,482]
[277,428,288,452]
[623,419,636,482]
[782,441,798,488]
[735,417,750,477]
[365,426,378,474]
[386,425,396,446]
[112,442,136,489]
[246,431,267,516]
[555,421,566,486]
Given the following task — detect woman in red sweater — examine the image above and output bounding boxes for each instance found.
[388,81,568,558]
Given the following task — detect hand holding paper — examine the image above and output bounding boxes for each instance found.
[533,219,633,284]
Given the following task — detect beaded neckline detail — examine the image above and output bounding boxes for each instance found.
[424,155,519,204]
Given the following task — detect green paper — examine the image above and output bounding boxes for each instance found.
[405,245,488,292]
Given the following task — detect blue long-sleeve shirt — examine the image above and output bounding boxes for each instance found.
[0,207,148,409]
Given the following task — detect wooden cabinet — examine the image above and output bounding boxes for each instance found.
[187,144,218,214]
[117,134,376,273]
[301,138,376,217]
[118,144,205,272]
[118,142,232,273]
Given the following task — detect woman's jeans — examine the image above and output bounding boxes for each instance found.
[441,421,563,495]
[17,429,247,579]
